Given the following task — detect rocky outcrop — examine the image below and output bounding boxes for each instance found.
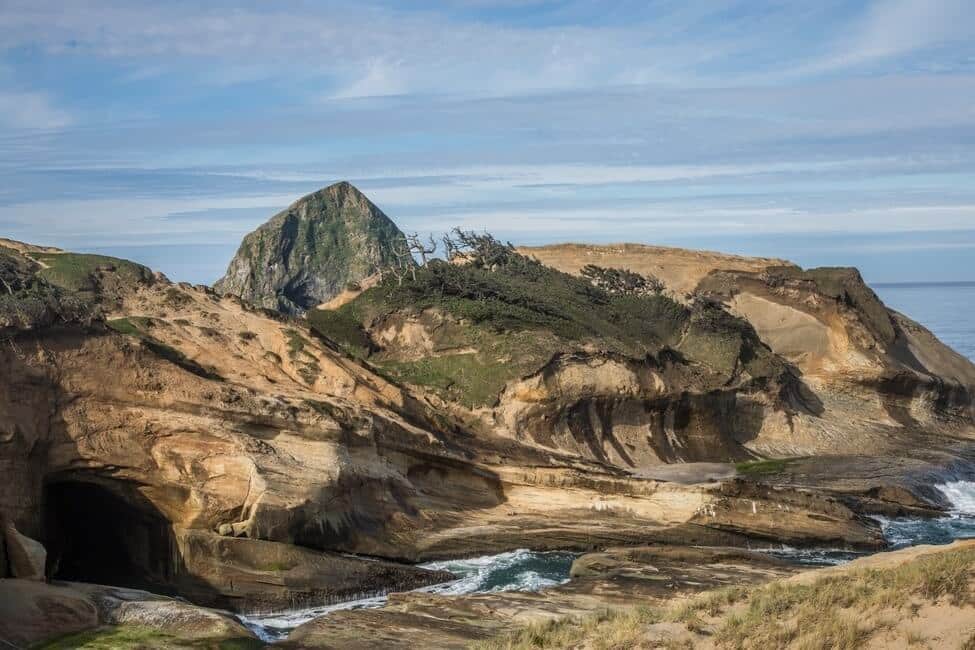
[0,239,891,619]
[284,545,798,649]
[214,181,409,315]
[3,521,46,580]
[0,579,256,648]
[518,244,975,460]
[1,217,974,637]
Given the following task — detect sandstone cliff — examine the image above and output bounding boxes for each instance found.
[2,196,975,642]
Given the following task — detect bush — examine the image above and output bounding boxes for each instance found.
[306,309,373,357]
[580,264,664,296]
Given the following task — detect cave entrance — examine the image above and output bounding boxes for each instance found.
[43,480,178,593]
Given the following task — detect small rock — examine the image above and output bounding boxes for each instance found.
[4,522,47,580]
[217,523,234,536]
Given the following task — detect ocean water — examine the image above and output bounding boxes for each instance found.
[874,282,975,362]
[240,484,975,641]
[239,549,576,642]
[241,282,975,641]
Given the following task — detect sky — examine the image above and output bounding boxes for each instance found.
[0,0,973,284]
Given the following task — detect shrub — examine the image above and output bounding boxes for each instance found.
[581,264,665,296]
[306,309,373,357]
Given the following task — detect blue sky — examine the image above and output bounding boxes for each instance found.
[1,0,973,284]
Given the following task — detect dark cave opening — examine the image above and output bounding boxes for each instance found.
[43,480,179,593]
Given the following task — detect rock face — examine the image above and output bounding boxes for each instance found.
[214,181,409,315]
[3,521,46,580]
[285,545,798,649]
[519,244,975,459]
[0,579,256,647]
[1,198,975,637]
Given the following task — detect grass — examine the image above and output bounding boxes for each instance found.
[105,316,149,336]
[35,626,177,649]
[473,606,662,650]
[33,252,152,295]
[475,546,975,650]
[35,625,265,649]
[284,328,309,359]
[734,458,800,477]
[306,307,373,357]
[328,245,782,408]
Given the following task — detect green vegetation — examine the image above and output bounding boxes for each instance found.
[477,546,975,650]
[35,626,177,649]
[378,328,557,409]
[0,248,96,331]
[306,308,373,357]
[580,264,664,296]
[309,232,779,407]
[35,625,265,650]
[33,252,152,295]
[105,316,155,336]
[281,327,321,384]
[734,458,799,477]
[346,254,687,351]
[284,328,308,359]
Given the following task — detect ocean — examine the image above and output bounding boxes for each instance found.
[875,281,975,362]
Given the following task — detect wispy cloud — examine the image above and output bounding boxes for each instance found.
[0,1,973,282]
[0,90,71,130]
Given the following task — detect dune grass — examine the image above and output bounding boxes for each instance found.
[474,546,975,650]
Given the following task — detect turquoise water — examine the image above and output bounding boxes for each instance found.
[875,282,975,362]
[239,549,578,641]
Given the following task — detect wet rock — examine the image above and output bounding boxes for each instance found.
[284,545,798,649]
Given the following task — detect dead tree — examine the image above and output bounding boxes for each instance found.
[386,240,416,283]
[406,233,438,266]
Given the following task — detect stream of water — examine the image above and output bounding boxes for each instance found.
[239,481,975,642]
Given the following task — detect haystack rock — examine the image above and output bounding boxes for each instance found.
[215,181,409,315]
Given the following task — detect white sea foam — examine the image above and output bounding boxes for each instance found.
[936,480,975,515]
[238,548,575,642]
[418,548,573,596]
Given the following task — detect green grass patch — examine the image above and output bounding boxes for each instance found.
[734,458,799,477]
[33,252,152,295]
[35,625,264,650]
[306,308,373,357]
[380,351,528,409]
[106,316,155,336]
[284,328,309,359]
[35,625,179,649]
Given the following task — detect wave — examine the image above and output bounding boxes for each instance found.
[238,548,577,642]
[418,548,576,596]
[936,480,975,515]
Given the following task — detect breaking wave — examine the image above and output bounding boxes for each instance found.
[238,549,576,642]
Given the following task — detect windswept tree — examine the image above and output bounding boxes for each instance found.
[580,264,665,296]
[406,232,438,265]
